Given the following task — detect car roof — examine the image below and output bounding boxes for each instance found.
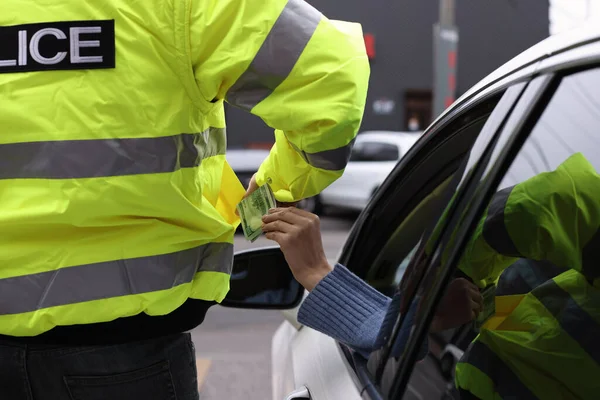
[356,131,421,146]
[435,24,600,124]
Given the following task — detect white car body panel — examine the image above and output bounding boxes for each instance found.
[320,132,420,211]
[272,322,298,400]
[272,323,363,400]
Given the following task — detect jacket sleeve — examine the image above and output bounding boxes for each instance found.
[189,0,370,202]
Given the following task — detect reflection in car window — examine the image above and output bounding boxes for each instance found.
[455,67,600,400]
[406,68,600,400]
[350,142,399,162]
[394,246,418,286]
[499,69,600,188]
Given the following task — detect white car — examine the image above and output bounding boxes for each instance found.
[319,132,420,212]
[226,148,271,189]
[220,26,600,400]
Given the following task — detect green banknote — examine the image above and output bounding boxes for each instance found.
[474,285,496,332]
[237,184,277,242]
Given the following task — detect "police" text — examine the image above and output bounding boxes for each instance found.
[0,20,115,74]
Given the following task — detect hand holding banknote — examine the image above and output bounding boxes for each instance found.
[261,207,332,291]
[238,174,301,241]
[244,174,298,208]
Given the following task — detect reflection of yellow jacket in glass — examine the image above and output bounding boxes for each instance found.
[455,153,600,399]
[0,0,369,336]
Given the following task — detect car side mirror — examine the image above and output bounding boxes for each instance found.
[221,246,305,310]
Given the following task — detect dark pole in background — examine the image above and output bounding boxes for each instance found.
[433,0,459,118]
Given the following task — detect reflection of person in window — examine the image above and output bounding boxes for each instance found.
[449,153,600,400]
[261,207,482,358]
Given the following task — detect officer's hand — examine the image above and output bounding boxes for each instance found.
[244,174,260,199]
[244,174,298,207]
[262,208,333,291]
[429,278,483,333]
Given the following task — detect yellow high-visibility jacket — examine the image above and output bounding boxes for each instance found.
[454,154,600,399]
[0,0,369,336]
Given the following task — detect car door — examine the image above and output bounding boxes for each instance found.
[373,50,600,399]
[275,81,528,400]
[321,139,400,211]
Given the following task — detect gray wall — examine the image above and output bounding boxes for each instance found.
[226,1,549,148]
[455,1,549,94]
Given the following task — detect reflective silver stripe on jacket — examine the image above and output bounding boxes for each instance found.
[532,279,600,365]
[0,128,226,180]
[289,139,355,171]
[495,259,567,296]
[226,0,322,111]
[482,185,522,257]
[0,243,233,315]
[459,341,538,399]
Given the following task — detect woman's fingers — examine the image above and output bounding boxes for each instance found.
[470,288,484,307]
[262,219,296,234]
[244,174,259,199]
[471,299,482,315]
[263,207,306,225]
[265,231,285,244]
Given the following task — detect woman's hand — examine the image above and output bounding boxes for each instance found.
[262,207,333,291]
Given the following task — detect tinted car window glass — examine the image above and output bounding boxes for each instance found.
[350,142,399,162]
[403,68,600,400]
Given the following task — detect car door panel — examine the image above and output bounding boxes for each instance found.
[281,326,363,400]
[272,322,299,400]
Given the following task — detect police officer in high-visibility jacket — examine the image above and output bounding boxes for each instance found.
[0,0,369,397]
[453,153,600,399]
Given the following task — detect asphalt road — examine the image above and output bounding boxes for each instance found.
[192,214,356,400]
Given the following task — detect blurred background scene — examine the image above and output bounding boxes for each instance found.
[193,1,600,399]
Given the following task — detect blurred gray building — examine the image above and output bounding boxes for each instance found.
[226,1,549,148]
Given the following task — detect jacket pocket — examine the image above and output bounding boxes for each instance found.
[64,360,176,400]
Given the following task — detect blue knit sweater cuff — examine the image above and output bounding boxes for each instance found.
[298,264,391,352]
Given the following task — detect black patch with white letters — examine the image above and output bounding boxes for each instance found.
[0,20,115,73]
